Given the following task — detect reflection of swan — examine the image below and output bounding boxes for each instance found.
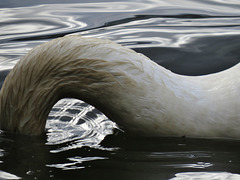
[0,35,239,138]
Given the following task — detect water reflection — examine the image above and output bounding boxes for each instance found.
[47,156,107,170]
[46,99,116,153]
[171,172,240,180]
[0,170,21,180]
[1,0,240,179]
[1,1,240,43]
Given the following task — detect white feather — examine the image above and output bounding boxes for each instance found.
[0,35,239,138]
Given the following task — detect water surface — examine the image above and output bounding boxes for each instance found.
[0,0,240,179]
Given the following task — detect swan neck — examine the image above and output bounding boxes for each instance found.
[0,36,132,135]
[0,68,60,135]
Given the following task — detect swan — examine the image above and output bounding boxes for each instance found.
[0,35,239,138]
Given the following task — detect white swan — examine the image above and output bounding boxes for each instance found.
[0,35,239,138]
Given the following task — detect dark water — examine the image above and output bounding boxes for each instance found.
[1,0,240,179]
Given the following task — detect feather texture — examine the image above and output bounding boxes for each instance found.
[0,35,239,138]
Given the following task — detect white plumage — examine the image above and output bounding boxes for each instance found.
[0,35,239,138]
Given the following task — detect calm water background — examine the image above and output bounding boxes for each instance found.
[1,0,240,179]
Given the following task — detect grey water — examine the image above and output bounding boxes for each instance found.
[1,0,240,179]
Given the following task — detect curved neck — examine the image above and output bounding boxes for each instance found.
[2,36,239,138]
[0,36,139,135]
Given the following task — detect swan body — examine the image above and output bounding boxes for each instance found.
[0,35,239,138]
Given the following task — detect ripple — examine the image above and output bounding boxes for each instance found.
[171,172,240,180]
[0,1,158,42]
[46,99,117,153]
[47,156,107,170]
[1,0,240,44]
[1,1,240,179]
[166,161,213,169]
[0,170,21,180]
[82,15,240,49]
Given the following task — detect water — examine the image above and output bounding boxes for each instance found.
[1,0,240,179]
